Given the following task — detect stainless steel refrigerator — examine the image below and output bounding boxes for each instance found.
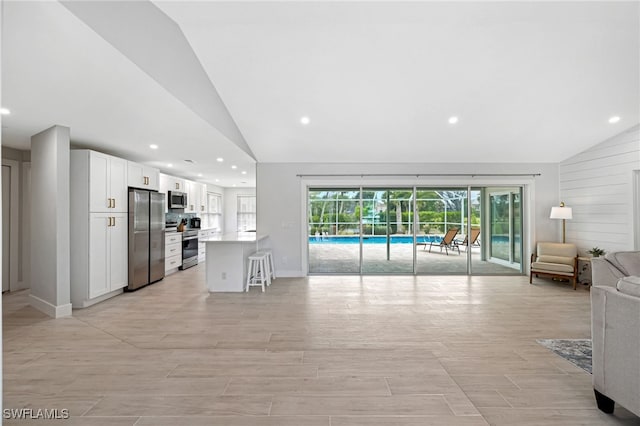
[128,189,165,290]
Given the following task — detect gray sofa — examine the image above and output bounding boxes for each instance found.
[590,251,640,417]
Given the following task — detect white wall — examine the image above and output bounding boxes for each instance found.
[30,126,72,318]
[559,124,640,254]
[224,187,256,233]
[257,162,559,277]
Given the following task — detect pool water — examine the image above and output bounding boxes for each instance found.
[309,235,442,244]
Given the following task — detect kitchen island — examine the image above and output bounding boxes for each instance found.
[200,232,269,292]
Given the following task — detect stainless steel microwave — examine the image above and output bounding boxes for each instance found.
[168,191,187,209]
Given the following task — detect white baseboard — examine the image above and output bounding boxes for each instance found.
[274,269,305,277]
[29,294,72,318]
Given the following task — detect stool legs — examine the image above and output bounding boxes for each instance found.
[246,254,268,292]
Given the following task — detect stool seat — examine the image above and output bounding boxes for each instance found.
[246,253,269,292]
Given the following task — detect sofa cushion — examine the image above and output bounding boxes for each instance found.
[616,275,640,298]
[531,261,574,274]
[604,251,640,276]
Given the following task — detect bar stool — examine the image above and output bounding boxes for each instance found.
[254,250,275,285]
[246,253,269,292]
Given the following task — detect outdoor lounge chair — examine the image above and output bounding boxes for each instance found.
[428,228,460,255]
[455,227,480,251]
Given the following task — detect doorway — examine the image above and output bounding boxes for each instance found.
[2,159,20,292]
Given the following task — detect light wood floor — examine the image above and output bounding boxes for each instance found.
[3,265,639,425]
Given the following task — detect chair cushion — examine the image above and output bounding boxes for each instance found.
[604,251,640,276]
[531,261,574,274]
[537,242,577,258]
[537,254,575,266]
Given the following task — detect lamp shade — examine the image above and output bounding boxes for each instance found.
[550,206,573,220]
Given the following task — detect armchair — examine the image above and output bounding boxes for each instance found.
[591,251,640,417]
[529,242,578,289]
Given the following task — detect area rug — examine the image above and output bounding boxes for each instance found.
[537,339,592,374]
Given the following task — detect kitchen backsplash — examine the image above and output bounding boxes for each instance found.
[166,211,198,225]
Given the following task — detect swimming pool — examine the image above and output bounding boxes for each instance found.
[309,235,442,244]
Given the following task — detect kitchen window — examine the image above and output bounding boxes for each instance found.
[237,195,256,232]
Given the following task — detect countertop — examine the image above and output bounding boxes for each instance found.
[200,232,267,243]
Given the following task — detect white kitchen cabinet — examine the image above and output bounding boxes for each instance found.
[127,161,159,191]
[199,184,208,213]
[71,149,130,308]
[73,150,127,213]
[165,232,182,274]
[185,180,201,213]
[88,213,127,299]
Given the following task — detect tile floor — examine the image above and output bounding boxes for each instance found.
[3,264,639,425]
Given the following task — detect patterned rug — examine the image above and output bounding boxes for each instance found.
[537,339,592,374]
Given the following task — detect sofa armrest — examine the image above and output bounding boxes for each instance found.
[591,285,640,417]
[591,258,625,288]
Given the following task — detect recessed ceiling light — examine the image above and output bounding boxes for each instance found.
[241,171,247,175]
[0,108,11,115]
[300,116,310,125]
[608,116,621,124]
[149,144,158,149]
[448,116,459,124]
[231,165,237,169]
[197,173,203,177]
[167,163,173,168]
[215,179,220,182]
[216,157,224,162]
[232,184,237,187]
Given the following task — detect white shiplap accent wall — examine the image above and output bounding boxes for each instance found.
[560,124,640,254]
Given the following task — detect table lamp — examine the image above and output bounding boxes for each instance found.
[550,202,572,243]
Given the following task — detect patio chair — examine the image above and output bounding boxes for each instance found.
[455,227,480,251]
[428,228,460,255]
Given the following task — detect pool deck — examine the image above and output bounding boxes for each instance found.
[309,240,520,274]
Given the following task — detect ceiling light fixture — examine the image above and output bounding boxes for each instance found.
[448,116,459,124]
[300,116,310,125]
[241,171,247,175]
[215,179,220,182]
[216,157,224,162]
[232,184,237,187]
[608,116,621,124]
[149,144,158,149]
[197,173,203,177]
[0,108,11,115]
[231,165,237,169]
[167,163,173,168]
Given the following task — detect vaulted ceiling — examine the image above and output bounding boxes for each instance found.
[2,1,639,187]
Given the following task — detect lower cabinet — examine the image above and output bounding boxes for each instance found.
[71,212,127,307]
[165,232,182,274]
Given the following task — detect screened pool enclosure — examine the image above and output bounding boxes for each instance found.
[308,187,523,275]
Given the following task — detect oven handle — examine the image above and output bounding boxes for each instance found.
[183,236,198,241]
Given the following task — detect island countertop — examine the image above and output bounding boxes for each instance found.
[200,232,268,243]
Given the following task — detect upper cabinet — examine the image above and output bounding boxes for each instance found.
[199,184,208,213]
[185,180,203,213]
[159,173,186,212]
[71,150,127,213]
[127,161,159,191]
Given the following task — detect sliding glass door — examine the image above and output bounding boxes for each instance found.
[361,189,414,273]
[308,185,523,275]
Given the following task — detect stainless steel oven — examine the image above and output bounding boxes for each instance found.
[180,229,198,270]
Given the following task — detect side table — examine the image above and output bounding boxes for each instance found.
[578,256,592,286]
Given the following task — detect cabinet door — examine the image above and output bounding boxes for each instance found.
[109,157,128,212]
[145,166,160,191]
[185,180,196,213]
[89,214,110,298]
[127,162,146,189]
[109,213,128,291]
[200,184,207,213]
[89,152,110,212]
